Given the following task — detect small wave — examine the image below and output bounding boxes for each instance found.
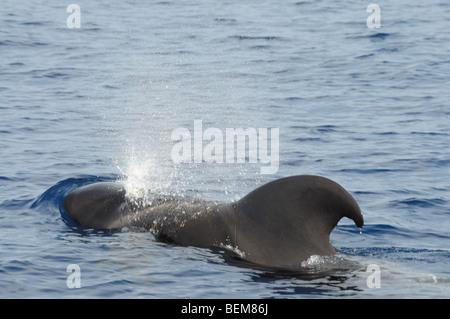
[292,137,323,142]
[412,273,449,284]
[21,22,44,26]
[285,96,305,101]
[229,35,284,41]
[374,131,399,135]
[368,32,391,39]
[0,39,49,47]
[316,125,338,133]
[31,175,117,213]
[348,32,395,42]
[337,168,402,174]
[350,224,417,240]
[0,198,34,210]
[103,84,120,89]
[249,44,272,50]
[390,197,447,209]
[0,40,17,46]
[42,72,70,79]
[355,53,375,59]
[411,131,448,136]
[294,1,313,6]
[214,18,237,24]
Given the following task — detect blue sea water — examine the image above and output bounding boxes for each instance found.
[0,0,449,298]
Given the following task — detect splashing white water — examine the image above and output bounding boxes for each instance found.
[116,159,152,199]
[220,243,246,259]
[301,254,361,270]
[114,144,167,204]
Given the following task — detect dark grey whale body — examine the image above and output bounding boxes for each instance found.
[63,175,363,269]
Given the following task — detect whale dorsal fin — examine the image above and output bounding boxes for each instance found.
[231,175,363,267]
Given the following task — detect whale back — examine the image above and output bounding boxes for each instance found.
[62,175,363,269]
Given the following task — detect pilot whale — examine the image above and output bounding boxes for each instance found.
[63,175,363,269]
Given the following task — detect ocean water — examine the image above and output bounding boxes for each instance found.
[1,0,449,298]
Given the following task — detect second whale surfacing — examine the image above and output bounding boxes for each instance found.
[63,175,363,269]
